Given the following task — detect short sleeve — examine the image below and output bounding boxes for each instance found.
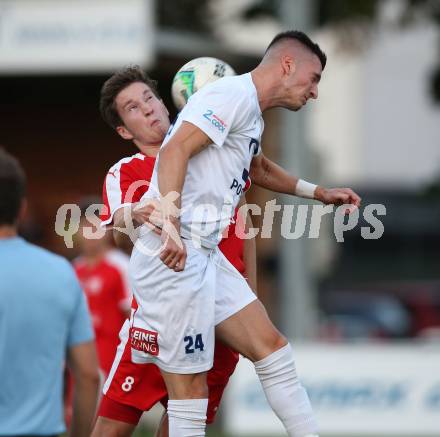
[67,273,94,347]
[180,79,250,148]
[101,156,154,226]
[101,169,125,226]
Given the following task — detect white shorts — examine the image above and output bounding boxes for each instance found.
[128,231,256,374]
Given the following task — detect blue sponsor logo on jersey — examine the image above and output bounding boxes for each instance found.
[249,138,260,155]
[230,168,249,196]
[203,109,227,133]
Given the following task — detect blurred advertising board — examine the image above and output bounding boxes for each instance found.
[224,343,440,435]
[0,0,154,73]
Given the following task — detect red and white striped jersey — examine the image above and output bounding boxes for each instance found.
[101,153,156,226]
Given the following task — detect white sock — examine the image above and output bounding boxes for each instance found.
[167,398,208,437]
[254,344,319,437]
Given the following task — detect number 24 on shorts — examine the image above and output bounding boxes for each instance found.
[184,334,204,354]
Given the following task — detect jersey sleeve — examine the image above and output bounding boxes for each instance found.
[66,268,94,347]
[101,167,128,226]
[101,157,154,226]
[180,79,250,148]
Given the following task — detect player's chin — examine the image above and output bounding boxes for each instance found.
[286,102,302,112]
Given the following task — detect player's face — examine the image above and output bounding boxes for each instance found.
[283,55,322,111]
[115,82,170,145]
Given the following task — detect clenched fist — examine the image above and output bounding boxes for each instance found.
[314,187,361,213]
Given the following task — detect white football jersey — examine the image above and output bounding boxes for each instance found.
[142,73,264,248]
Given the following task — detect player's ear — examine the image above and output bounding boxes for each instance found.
[281,55,296,77]
[116,125,134,141]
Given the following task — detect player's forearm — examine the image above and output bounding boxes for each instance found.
[158,143,189,222]
[251,156,299,195]
[251,156,324,200]
[112,206,138,251]
[69,375,99,437]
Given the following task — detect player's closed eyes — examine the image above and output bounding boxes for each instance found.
[129,96,153,111]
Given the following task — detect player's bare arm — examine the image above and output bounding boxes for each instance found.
[250,152,361,210]
[112,206,138,251]
[67,340,100,437]
[157,121,212,271]
[112,200,163,250]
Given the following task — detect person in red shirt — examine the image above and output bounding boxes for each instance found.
[91,68,256,437]
[74,204,131,376]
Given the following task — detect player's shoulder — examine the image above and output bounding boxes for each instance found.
[106,153,151,177]
[183,74,255,122]
[24,241,79,283]
[211,73,250,92]
[25,241,69,267]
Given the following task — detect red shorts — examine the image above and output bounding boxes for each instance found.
[99,322,239,425]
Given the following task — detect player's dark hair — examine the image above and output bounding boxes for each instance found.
[0,148,26,226]
[266,30,327,71]
[100,65,160,129]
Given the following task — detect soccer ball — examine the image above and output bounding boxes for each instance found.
[171,57,236,110]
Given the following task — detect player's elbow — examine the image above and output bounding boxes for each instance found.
[72,362,100,392]
[78,366,100,388]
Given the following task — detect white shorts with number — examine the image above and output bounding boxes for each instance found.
[128,230,256,374]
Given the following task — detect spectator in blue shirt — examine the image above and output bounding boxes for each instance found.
[0,148,99,437]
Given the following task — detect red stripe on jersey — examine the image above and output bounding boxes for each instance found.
[218,207,246,275]
[244,177,251,193]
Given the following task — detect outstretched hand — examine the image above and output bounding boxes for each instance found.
[315,187,361,213]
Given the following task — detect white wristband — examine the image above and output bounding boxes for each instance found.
[295,179,317,199]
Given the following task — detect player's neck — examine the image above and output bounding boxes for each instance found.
[251,65,273,112]
[0,225,18,240]
[133,140,160,157]
[251,67,281,112]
